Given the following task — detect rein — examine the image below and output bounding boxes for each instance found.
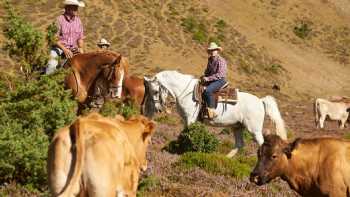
[106,56,121,81]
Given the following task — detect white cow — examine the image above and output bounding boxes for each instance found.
[315,98,350,129]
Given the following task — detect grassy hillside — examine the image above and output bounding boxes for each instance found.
[1,0,350,99]
[1,1,350,197]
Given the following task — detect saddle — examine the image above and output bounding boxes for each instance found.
[194,81,237,105]
[194,81,238,120]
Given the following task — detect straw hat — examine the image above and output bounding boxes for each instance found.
[63,0,85,7]
[97,38,111,47]
[207,42,222,51]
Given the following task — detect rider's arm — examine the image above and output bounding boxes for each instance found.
[78,39,84,53]
[77,18,84,53]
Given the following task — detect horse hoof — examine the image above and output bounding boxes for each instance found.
[226,149,238,158]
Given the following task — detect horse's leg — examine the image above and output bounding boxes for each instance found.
[244,111,265,146]
[340,114,347,129]
[226,126,244,158]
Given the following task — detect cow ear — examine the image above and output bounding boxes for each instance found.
[283,138,301,159]
[142,120,156,141]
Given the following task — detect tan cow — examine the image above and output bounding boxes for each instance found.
[47,113,155,197]
[315,98,350,129]
[250,135,350,197]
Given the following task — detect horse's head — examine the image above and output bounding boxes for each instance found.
[144,76,169,114]
[102,55,127,99]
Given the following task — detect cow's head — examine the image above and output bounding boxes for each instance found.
[124,115,156,171]
[250,135,300,185]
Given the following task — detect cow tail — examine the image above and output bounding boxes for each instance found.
[314,99,319,127]
[261,96,287,140]
[58,119,85,197]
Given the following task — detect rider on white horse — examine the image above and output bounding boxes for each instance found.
[201,42,228,119]
[144,70,288,157]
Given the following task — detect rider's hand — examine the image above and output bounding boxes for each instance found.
[200,76,208,83]
[78,48,84,53]
[64,49,74,59]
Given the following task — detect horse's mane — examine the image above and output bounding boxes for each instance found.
[155,70,196,81]
[82,50,121,57]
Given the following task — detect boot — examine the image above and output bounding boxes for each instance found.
[207,107,217,119]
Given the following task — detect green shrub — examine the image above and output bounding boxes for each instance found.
[154,114,178,125]
[293,20,312,39]
[265,63,284,74]
[166,122,219,154]
[137,175,161,197]
[100,100,139,119]
[46,22,58,47]
[177,152,256,178]
[216,139,233,154]
[3,1,48,76]
[181,17,208,44]
[343,132,350,140]
[243,129,253,144]
[0,70,77,191]
[215,19,227,30]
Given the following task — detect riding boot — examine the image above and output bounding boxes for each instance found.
[207,107,217,119]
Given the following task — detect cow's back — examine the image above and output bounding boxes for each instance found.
[317,99,348,119]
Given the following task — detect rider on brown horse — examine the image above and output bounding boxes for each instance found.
[201,42,228,119]
[46,0,85,74]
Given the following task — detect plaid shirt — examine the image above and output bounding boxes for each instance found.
[57,14,84,49]
[204,55,227,81]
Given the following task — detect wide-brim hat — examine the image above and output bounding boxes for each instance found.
[97,38,111,47]
[207,42,222,51]
[63,0,85,7]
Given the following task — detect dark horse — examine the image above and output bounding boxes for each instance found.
[64,51,124,109]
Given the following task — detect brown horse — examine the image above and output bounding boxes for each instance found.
[64,51,125,105]
[122,75,145,106]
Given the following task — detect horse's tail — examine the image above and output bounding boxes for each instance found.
[58,119,85,197]
[314,98,320,128]
[261,96,287,140]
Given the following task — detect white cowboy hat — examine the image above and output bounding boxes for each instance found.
[63,0,85,7]
[207,42,222,51]
[97,38,111,47]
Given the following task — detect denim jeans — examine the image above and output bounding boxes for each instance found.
[203,79,226,108]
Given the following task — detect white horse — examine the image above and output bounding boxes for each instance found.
[144,70,287,157]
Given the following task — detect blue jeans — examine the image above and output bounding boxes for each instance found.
[203,79,226,108]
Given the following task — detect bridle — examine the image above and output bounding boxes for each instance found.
[151,80,168,109]
[105,56,123,94]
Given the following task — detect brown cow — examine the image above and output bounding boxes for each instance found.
[250,135,350,197]
[47,113,155,197]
